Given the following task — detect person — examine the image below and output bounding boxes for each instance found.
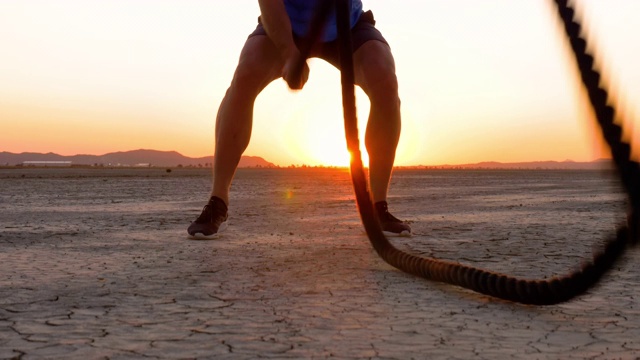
[188,0,411,239]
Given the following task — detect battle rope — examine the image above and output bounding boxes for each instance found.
[293,0,639,305]
[553,0,639,240]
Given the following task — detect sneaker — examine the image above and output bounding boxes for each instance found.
[374,201,412,237]
[187,196,229,240]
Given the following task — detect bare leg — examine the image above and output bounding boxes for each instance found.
[352,41,401,203]
[211,35,283,206]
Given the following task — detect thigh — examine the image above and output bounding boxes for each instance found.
[232,32,284,93]
[352,40,397,94]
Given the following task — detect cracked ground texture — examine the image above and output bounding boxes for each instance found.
[0,167,638,359]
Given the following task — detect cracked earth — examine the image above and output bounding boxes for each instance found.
[1,167,638,359]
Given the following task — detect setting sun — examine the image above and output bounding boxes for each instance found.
[280,89,370,167]
[294,118,353,167]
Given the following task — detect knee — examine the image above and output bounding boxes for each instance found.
[373,72,399,101]
[367,74,401,114]
[360,64,400,108]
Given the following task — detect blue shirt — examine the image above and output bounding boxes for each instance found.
[284,0,363,42]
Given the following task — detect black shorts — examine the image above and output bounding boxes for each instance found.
[248,10,389,67]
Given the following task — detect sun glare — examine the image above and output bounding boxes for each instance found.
[289,110,353,167]
[300,106,372,167]
[278,80,374,168]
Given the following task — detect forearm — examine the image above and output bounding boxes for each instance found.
[258,0,297,59]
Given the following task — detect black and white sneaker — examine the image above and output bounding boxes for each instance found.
[187,196,229,240]
[375,201,412,237]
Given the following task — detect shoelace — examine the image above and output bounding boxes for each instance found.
[380,210,402,224]
[194,204,213,223]
[375,203,402,223]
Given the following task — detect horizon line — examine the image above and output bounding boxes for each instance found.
[0,148,614,169]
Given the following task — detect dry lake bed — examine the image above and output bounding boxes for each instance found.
[1,167,638,359]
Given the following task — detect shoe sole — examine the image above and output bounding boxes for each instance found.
[187,221,228,240]
[362,228,412,238]
[382,229,412,238]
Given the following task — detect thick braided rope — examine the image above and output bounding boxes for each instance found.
[553,0,639,240]
[300,0,638,305]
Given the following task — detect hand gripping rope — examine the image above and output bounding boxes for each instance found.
[292,0,640,305]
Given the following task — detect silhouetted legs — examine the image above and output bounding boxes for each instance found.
[211,37,401,207]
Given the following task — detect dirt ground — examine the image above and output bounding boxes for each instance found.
[1,167,638,359]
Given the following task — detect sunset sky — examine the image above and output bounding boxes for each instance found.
[1,0,639,167]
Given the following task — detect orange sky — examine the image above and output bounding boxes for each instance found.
[1,0,638,166]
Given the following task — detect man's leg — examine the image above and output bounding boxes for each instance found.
[188,35,282,239]
[211,35,284,206]
[352,40,410,237]
[352,40,401,203]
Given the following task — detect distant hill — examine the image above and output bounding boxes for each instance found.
[0,149,276,168]
[421,159,614,170]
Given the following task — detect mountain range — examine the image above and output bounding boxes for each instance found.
[423,159,614,170]
[0,149,614,169]
[0,149,275,168]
